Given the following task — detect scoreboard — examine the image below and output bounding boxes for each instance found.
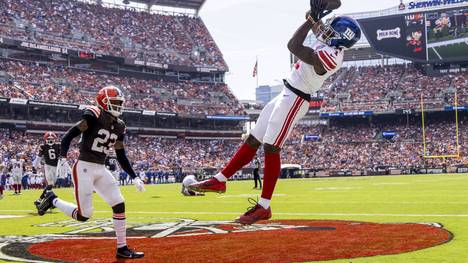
[358,6,468,62]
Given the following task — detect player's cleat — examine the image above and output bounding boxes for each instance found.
[35,185,55,211]
[116,246,144,259]
[188,177,226,193]
[40,185,53,199]
[235,198,272,225]
[36,190,57,216]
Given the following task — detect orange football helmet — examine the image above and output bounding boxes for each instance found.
[43,132,58,145]
[96,86,125,117]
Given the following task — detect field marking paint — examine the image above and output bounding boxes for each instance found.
[217,194,287,199]
[3,209,468,218]
[95,211,468,217]
[0,243,51,263]
[314,187,362,191]
[0,210,33,213]
[373,182,410,186]
[0,215,24,219]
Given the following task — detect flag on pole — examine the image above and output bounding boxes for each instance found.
[252,59,258,78]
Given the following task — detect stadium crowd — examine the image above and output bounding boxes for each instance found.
[0,59,244,116]
[321,64,468,112]
[0,0,227,70]
[1,59,465,116]
[284,116,468,169]
[1,115,466,187]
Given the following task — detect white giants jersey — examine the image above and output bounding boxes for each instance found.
[11,159,24,174]
[182,175,197,187]
[286,41,344,94]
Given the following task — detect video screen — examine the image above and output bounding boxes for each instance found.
[426,7,468,61]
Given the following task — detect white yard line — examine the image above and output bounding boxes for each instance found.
[0,215,24,219]
[2,210,468,218]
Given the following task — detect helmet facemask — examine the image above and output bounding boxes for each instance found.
[46,138,55,146]
[44,132,56,146]
[316,17,340,47]
[102,88,125,117]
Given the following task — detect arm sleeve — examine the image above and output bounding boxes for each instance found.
[116,148,137,179]
[60,126,82,158]
[61,111,96,157]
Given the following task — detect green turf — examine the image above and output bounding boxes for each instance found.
[1,173,468,262]
[429,42,468,60]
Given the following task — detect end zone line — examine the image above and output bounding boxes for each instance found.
[120,212,468,217]
[2,210,468,217]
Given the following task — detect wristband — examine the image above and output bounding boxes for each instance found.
[307,15,317,25]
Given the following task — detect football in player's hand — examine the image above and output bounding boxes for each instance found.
[325,0,342,10]
[310,0,341,21]
[311,0,341,11]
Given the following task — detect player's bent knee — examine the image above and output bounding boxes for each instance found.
[76,213,89,222]
[112,202,125,214]
[264,143,281,154]
[246,135,262,148]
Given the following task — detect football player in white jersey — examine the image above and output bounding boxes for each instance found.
[181,175,204,196]
[9,156,26,194]
[190,1,361,224]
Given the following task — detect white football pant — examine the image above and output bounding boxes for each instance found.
[251,87,309,148]
[44,164,57,186]
[71,160,124,218]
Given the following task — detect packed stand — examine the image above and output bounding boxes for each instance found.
[0,0,227,70]
[320,64,468,113]
[0,59,244,115]
[1,115,467,189]
[283,116,468,170]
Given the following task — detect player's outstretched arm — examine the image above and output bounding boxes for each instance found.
[60,119,89,157]
[57,119,88,175]
[114,141,145,192]
[287,18,326,75]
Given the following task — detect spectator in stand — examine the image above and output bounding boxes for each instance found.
[0,0,228,70]
[0,59,245,116]
[0,116,466,185]
[319,64,467,113]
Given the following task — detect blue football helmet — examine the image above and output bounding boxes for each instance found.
[317,16,361,49]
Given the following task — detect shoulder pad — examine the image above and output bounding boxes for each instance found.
[316,45,341,72]
[82,106,101,119]
[117,118,126,127]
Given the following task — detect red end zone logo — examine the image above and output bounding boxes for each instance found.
[0,219,452,263]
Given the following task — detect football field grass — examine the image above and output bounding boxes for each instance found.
[1,173,468,262]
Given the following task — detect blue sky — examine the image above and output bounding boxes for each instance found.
[199,0,401,100]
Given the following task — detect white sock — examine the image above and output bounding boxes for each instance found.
[214,173,227,182]
[258,197,270,209]
[53,198,77,218]
[113,213,127,248]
